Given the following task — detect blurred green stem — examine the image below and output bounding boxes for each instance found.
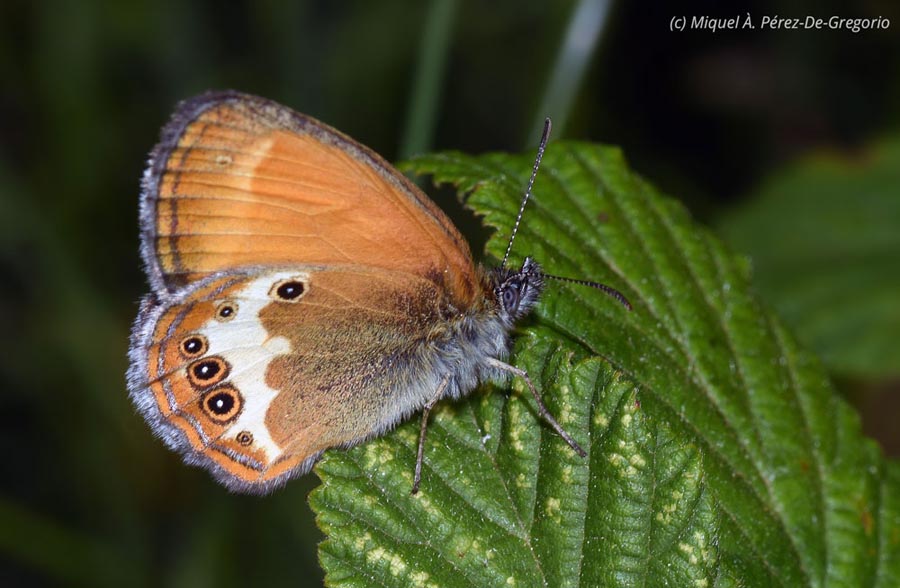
[529,0,612,143]
[399,0,459,158]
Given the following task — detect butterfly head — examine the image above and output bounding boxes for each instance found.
[491,256,544,323]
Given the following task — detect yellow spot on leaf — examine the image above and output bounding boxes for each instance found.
[363,442,394,469]
[546,497,561,520]
[366,546,385,564]
[388,553,407,576]
[398,428,417,444]
[353,532,371,551]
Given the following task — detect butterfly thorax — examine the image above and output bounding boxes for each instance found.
[410,256,545,401]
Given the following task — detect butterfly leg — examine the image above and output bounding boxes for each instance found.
[412,374,452,495]
[485,357,587,458]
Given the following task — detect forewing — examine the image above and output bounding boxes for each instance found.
[140,91,477,306]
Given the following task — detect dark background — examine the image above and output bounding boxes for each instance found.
[1,0,898,586]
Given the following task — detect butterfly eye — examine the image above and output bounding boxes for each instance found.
[502,287,519,311]
[270,278,308,302]
[187,357,230,388]
[179,335,208,358]
[200,385,243,424]
[216,301,237,321]
[236,431,253,446]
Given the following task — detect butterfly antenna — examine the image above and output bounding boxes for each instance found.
[501,117,552,268]
[544,273,633,311]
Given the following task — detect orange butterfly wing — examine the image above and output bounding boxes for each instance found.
[141,91,477,306]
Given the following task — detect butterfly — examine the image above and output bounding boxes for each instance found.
[127,91,630,494]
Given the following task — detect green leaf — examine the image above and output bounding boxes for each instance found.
[718,138,900,378]
[310,143,900,587]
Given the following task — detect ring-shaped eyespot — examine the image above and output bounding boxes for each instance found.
[200,385,243,424]
[215,300,238,322]
[269,277,308,302]
[236,430,253,446]
[179,334,208,359]
[186,356,230,389]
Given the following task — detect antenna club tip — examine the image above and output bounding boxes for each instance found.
[609,289,633,311]
[541,118,552,142]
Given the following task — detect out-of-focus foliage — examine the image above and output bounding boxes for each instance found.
[719,138,900,378]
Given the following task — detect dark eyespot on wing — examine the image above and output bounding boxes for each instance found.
[187,357,230,388]
[269,276,309,303]
[215,301,238,321]
[200,384,243,424]
[180,334,208,358]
